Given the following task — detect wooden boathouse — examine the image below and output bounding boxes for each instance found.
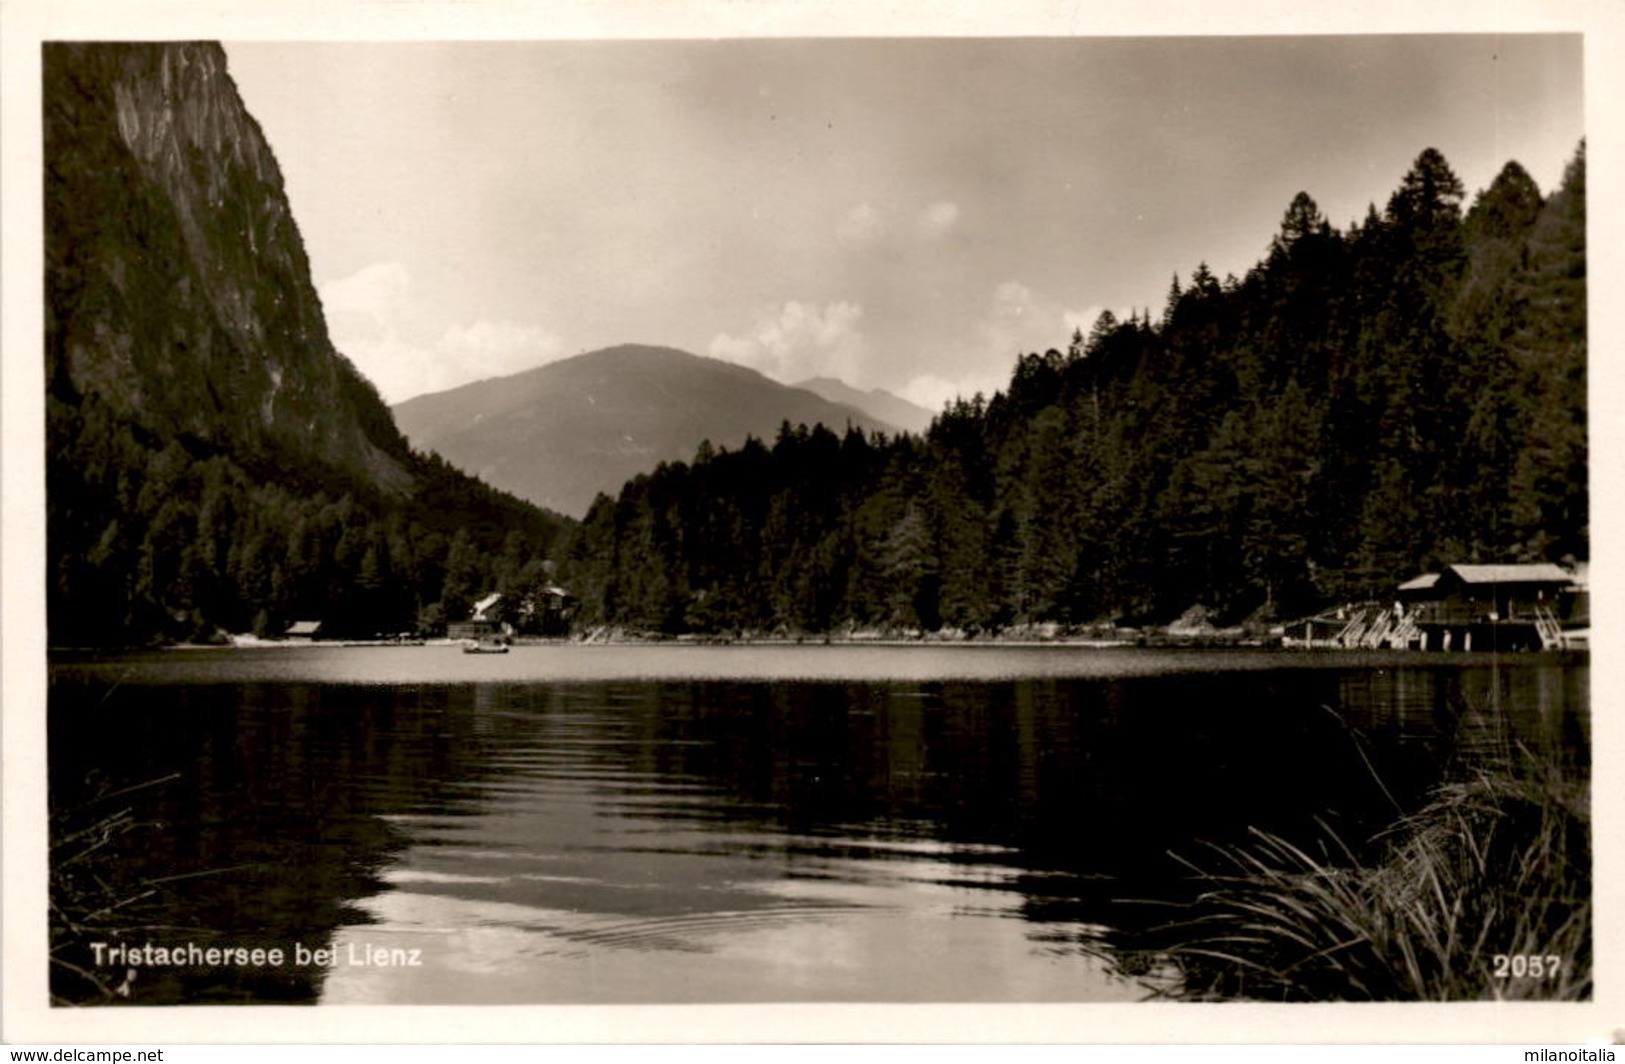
[1406,563,1582,651]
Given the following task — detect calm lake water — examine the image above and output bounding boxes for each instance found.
[47,644,1589,1004]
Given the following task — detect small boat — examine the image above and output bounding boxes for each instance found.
[462,638,510,654]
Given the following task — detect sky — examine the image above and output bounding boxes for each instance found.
[223,35,1584,411]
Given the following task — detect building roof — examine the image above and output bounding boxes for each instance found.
[1397,573,1441,592]
[1446,563,1573,585]
[285,620,322,636]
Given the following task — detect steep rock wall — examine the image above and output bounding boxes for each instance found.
[45,42,410,495]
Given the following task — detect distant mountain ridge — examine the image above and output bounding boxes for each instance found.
[392,345,900,517]
[792,377,934,435]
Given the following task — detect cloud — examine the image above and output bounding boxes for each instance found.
[978,280,1099,361]
[898,374,963,413]
[898,369,1007,414]
[319,263,563,402]
[992,280,1035,320]
[1062,304,1108,339]
[705,282,1086,417]
[836,200,959,247]
[837,202,883,244]
[890,282,1102,414]
[976,280,1043,359]
[709,300,867,385]
[438,319,565,383]
[915,201,960,240]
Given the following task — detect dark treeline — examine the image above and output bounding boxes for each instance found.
[566,146,1587,634]
[48,394,572,645]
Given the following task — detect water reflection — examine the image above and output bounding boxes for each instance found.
[47,651,1587,1004]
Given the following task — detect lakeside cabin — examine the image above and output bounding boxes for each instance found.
[446,587,576,640]
[1409,563,1586,651]
[284,620,324,642]
[447,592,506,642]
[1285,562,1587,651]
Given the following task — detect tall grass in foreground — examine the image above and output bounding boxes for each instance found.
[1130,751,1590,1001]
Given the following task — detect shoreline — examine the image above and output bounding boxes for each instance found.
[45,634,1590,661]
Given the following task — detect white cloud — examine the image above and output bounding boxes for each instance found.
[834,200,958,249]
[1062,304,1108,340]
[319,261,411,328]
[915,201,960,240]
[977,281,1042,360]
[709,301,867,385]
[899,370,1005,413]
[439,319,565,383]
[889,282,1100,413]
[320,263,563,403]
[992,280,1035,320]
[978,280,1093,361]
[837,202,883,244]
[326,333,437,399]
[898,374,962,413]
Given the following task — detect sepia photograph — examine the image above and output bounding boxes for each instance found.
[4,0,1619,1047]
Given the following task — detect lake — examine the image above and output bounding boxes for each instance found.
[46,644,1589,1005]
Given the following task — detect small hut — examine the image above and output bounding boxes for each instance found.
[284,620,324,642]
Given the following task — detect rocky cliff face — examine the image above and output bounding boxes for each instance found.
[45,42,410,494]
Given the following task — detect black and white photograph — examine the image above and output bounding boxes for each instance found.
[4,0,1619,1047]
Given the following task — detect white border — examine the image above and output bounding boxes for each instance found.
[4,0,1621,1046]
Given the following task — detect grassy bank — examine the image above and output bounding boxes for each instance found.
[1121,750,1590,1001]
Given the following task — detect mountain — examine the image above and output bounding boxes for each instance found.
[45,42,570,645]
[392,345,899,517]
[792,377,935,435]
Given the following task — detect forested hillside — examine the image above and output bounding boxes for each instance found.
[46,43,571,646]
[565,146,1586,634]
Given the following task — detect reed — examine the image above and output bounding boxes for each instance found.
[49,773,184,1004]
[1139,749,1590,1001]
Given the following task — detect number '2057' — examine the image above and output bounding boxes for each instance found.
[1493,954,1564,979]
